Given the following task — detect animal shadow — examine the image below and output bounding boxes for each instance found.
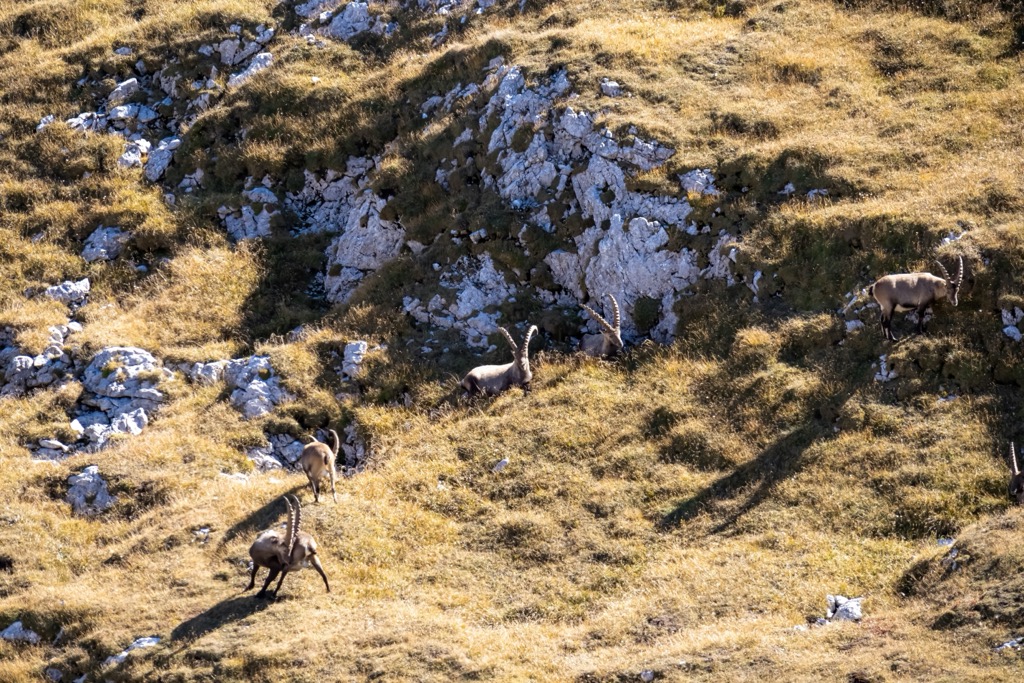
[171,596,270,643]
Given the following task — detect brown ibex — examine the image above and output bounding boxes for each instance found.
[245,495,330,598]
[461,325,538,396]
[1010,443,1024,505]
[867,256,963,341]
[299,429,339,503]
[580,294,624,358]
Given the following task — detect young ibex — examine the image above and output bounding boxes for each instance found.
[245,494,330,599]
[868,256,963,341]
[580,294,624,358]
[1009,443,1024,505]
[461,325,538,396]
[299,429,339,503]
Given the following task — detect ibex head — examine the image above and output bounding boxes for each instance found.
[580,294,623,357]
[933,255,964,306]
[1010,443,1024,505]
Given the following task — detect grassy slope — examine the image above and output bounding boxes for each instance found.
[2,0,1024,681]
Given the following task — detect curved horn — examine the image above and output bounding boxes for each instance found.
[608,294,620,331]
[581,302,617,336]
[497,327,517,354]
[933,259,951,284]
[1012,442,1020,477]
[283,496,296,557]
[329,429,340,457]
[954,255,963,287]
[520,325,538,361]
[287,494,301,559]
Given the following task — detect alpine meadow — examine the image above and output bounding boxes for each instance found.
[4,0,1024,681]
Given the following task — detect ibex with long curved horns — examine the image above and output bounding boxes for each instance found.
[245,495,330,598]
[1009,443,1024,505]
[580,294,624,358]
[867,256,963,341]
[461,325,538,396]
[299,429,339,503]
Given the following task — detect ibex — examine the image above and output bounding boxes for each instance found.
[867,256,963,341]
[461,325,538,396]
[580,294,624,358]
[245,494,330,599]
[299,429,339,503]
[1009,443,1024,504]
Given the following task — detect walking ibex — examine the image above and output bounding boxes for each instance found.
[245,495,330,598]
[580,294,624,358]
[299,429,339,503]
[461,325,538,396]
[868,256,963,341]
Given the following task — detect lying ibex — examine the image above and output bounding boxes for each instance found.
[1009,443,1024,504]
[868,256,963,341]
[299,429,339,503]
[461,325,538,396]
[580,294,623,358]
[245,494,330,598]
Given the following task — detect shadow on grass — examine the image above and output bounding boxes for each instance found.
[170,596,270,644]
[659,421,825,533]
[218,492,304,548]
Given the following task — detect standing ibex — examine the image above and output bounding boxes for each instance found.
[1009,443,1024,504]
[580,294,624,358]
[245,494,330,599]
[299,429,339,503]
[868,256,963,341]
[461,325,538,396]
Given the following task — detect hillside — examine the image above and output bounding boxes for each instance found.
[3,0,1024,680]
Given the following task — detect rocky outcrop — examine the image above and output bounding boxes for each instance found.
[223,356,293,419]
[1,323,80,398]
[403,253,517,347]
[66,465,116,515]
[81,226,129,263]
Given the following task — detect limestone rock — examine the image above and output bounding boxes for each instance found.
[223,356,293,419]
[81,226,129,263]
[1,621,41,645]
[44,279,90,305]
[600,79,622,97]
[826,595,863,622]
[228,52,273,88]
[342,341,368,379]
[107,78,139,106]
[66,465,116,515]
[323,193,405,303]
[144,137,181,182]
[102,637,160,668]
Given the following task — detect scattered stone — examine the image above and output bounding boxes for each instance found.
[102,636,160,668]
[492,457,509,473]
[107,78,139,106]
[44,279,90,305]
[874,354,897,383]
[36,114,55,131]
[144,137,181,182]
[228,52,273,88]
[66,465,116,515]
[342,341,368,379]
[45,668,63,682]
[82,226,129,263]
[826,594,863,622]
[599,79,622,97]
[1,621,41,645]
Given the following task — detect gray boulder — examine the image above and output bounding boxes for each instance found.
[66,465,116,515]
[81,226,129,263]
